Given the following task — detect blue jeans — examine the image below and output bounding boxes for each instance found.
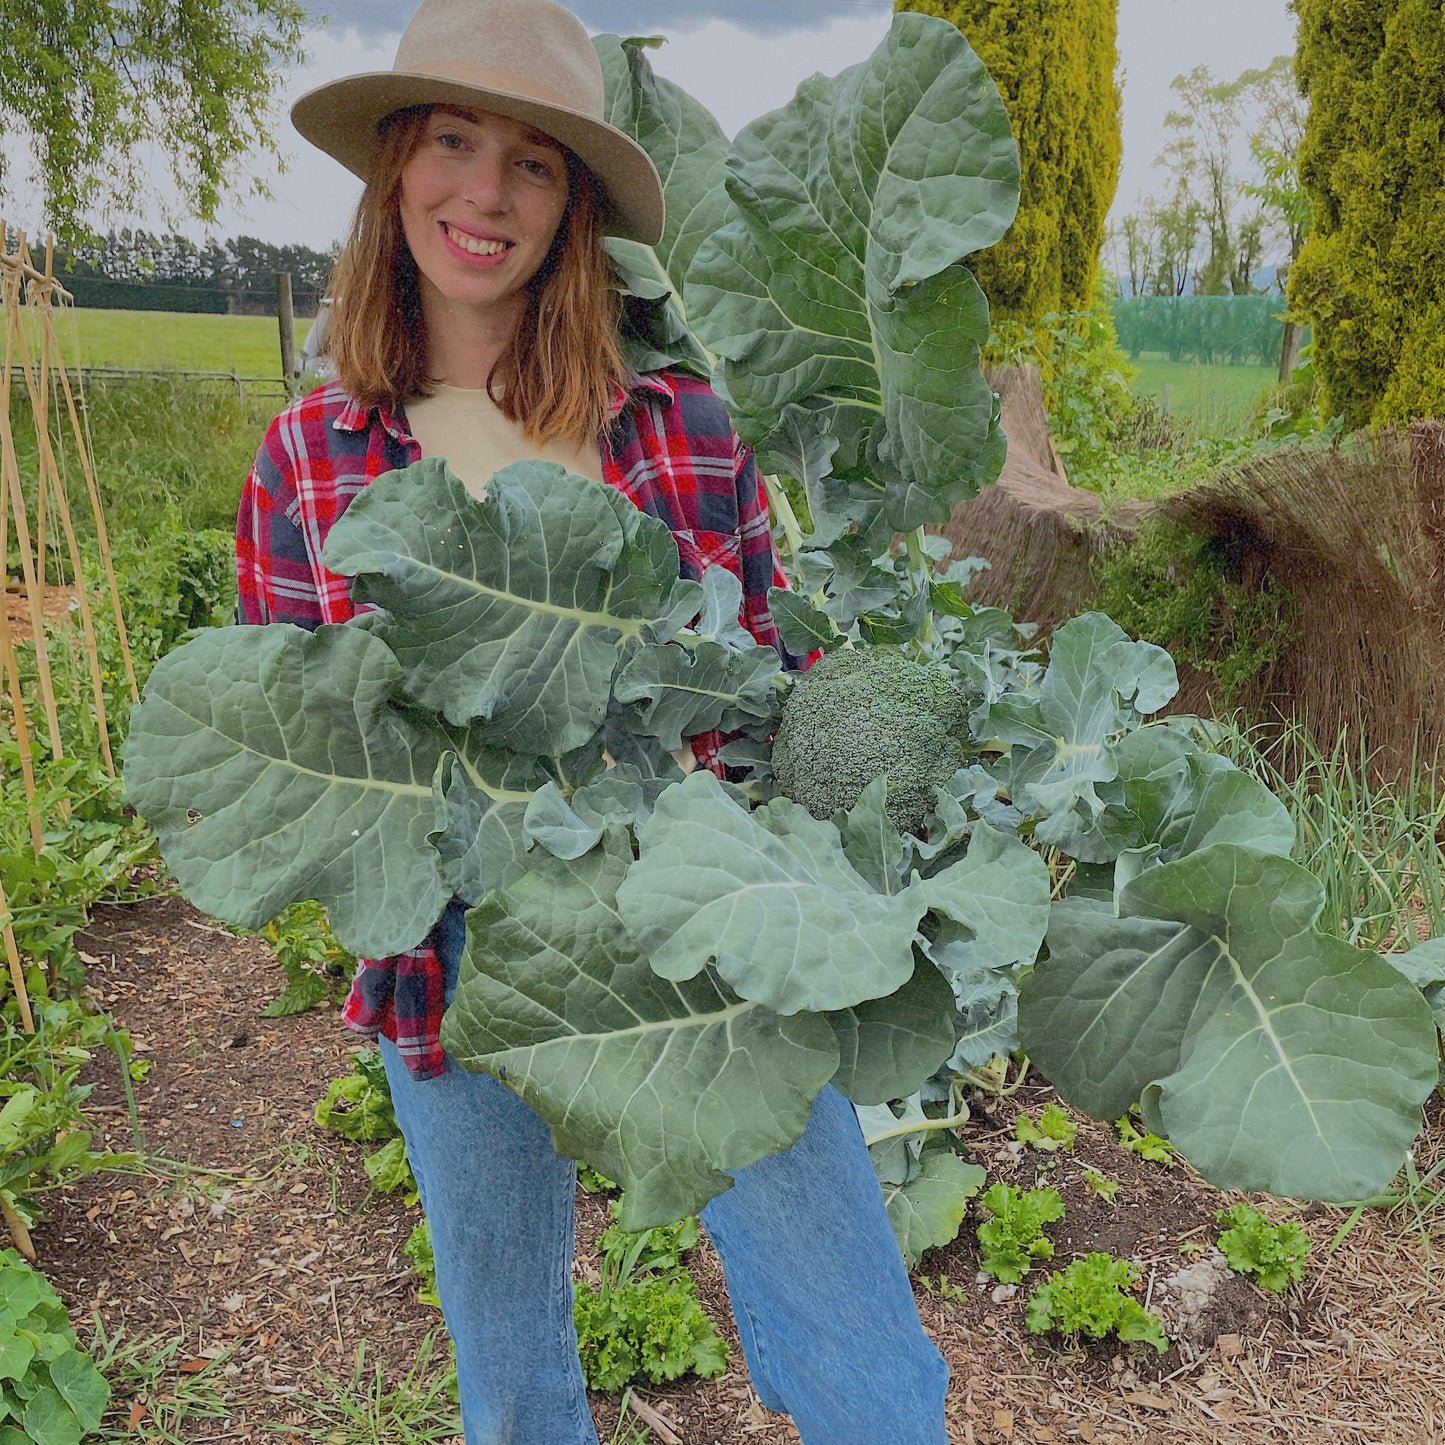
[378,904,949,1445]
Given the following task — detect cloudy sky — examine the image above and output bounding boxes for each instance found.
[12,0,1300,255]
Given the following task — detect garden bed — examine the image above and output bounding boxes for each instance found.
[32,893,1445,1444]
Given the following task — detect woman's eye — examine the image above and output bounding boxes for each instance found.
[435,131,467,151]
[519,157,554,179]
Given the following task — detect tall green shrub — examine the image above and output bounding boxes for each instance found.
[1288,0,1445,427]
[896,0,1122,322]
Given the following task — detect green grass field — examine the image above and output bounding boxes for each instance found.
[21,307,313,377]
[1129,355,1278,437]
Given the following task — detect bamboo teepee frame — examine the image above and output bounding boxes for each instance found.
[0,224,138,1033]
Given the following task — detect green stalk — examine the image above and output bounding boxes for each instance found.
[862,1108,972,1149]
[905,526,934,646]
[763,472,806,557]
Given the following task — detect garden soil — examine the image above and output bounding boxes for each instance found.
[40,894,1445,1445]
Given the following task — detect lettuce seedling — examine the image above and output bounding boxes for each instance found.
[976,1182,1065,1283]
[1015,1102,1078,1152]
[1216,1203,1311,1292]
[1025,1252,1168,1354]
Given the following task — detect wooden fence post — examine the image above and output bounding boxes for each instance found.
[275,271,298,396]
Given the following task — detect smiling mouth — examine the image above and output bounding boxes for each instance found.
[443,223,512,257]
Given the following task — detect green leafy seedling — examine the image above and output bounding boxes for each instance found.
[573,1213,727,1393]
[404,1219,440,1307]
[1116,1115,1178,1165]
[1216,1203,1311,1292]
[919,1273,970,1302]
[1083,1169,1120,1202]
[1015,1102,1079,1152]
[1025,1252,1169,1354]
[976,1183,1065,1283]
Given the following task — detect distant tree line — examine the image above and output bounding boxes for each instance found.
[53,231,337,316]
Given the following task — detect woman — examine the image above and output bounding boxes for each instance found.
[238,2,950,1441]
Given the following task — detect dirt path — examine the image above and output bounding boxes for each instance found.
[37,895,1445,1444]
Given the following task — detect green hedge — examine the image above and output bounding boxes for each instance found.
[60,276,229,313]
[1111,296,1306,366]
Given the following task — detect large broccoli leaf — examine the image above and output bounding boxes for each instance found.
[617,771,927,1015]
[596,33,728,378]
[1021,844,1438,1201]
[124,624,450,958]
[826,958,957,1107]
[321,460,700,756]
[596,34,733,307]
[685,12,1019,531]
[440,832,838,1228]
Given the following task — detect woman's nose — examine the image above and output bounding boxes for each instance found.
[460,152,509,212]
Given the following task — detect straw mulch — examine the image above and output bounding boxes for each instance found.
[1164,423,1445,775]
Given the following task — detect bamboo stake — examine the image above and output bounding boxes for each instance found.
[0,878,36,1037]
[0,477,44,855]
[43,305,138,702]
[31,240,50,607]
[0,243,72,300]
[0,233,64,761]
[11,247,115,773]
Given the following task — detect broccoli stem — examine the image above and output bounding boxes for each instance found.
[762,472,805,557]
[904,526,933,646]
[861,1108,973,1148]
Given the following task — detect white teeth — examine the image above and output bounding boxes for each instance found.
[446,225,508,256]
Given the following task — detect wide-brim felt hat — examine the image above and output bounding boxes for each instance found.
[291,0,664,245]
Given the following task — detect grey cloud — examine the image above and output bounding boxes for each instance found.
[305,0,890,43]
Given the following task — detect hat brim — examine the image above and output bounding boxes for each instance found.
[291,71,665,246]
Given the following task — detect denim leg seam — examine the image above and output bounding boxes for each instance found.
[552,1165,593,1445]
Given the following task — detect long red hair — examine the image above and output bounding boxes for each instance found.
[325,105,627,445]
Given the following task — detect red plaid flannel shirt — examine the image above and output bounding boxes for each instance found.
[237,369,799,1078]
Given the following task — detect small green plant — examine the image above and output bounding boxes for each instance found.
[0,996,138,1232]
[573,1210,728,1394]
[578,1162,618,1195]
[975,1183,1065,1284]
[243,900,356,1018]
[316,1049,396,1142]
[917,1272,970,1302]
[316,1049,418,1203]
[0,1249,109,1438]
[1082,1169,1120,1203]
[1216,1203,1311,1292]
[1015,1102,1078,1152]
[1025,1252,1168,1354]
[404,1219,440,1308]
[364,1135,419,1205]
[1116,1115,1178,1165]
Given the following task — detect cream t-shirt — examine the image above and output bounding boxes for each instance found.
[405,382,604,497]
[405,382,697,775]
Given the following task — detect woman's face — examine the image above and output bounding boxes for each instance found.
[398,107,570,332]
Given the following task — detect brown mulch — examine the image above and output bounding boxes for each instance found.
[34,894,1445,1444]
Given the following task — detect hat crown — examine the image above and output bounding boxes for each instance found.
[393,0,604,118]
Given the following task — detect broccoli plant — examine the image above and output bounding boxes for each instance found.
[976,1183,1065,1283]
[1216,1204,1311,1292]
[124,11,1441,1243]
[1025,1253,1168,1355]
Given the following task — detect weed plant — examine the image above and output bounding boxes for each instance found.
[1218,719,1445,951]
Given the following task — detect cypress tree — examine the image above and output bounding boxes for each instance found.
[896,0,1122,324]
[1289,0,1445,427]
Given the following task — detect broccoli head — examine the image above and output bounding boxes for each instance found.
[771,645,971,834]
